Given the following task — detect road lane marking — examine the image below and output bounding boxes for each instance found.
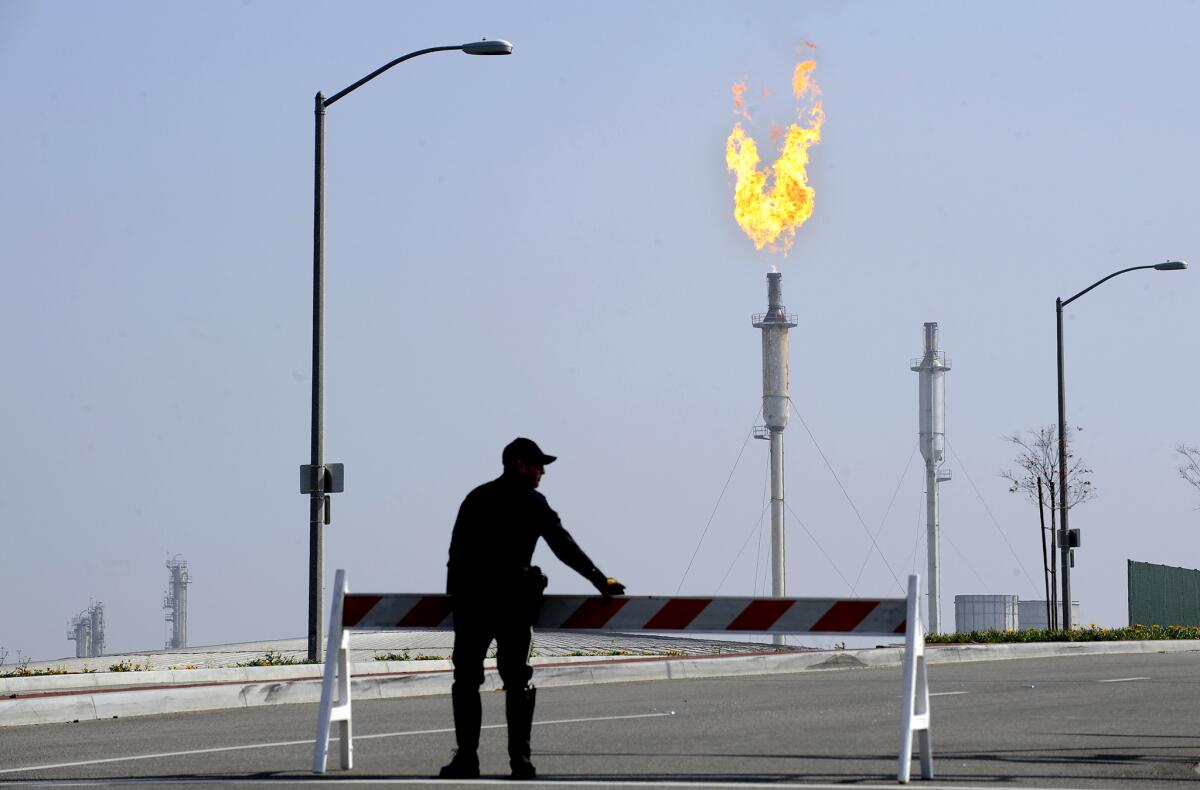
[0,711,674,776]
[929,691,968,696]
[1097,677,1150,683]
[0,780,1100,789]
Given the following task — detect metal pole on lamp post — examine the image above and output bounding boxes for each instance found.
[308,90,327,664]
[304,39,513,662]
[1055,260,1186,633]
[1055,296,1070,631]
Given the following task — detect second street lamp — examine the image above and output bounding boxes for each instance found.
[303,40,513,662]
[1055,260,1186,631]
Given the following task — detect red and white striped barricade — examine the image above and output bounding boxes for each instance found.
[313,570,932,782]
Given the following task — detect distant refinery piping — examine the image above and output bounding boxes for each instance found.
[66,601,105,658]
[164,555,190,650]
[752,272,798,602]
[911,323,951,633]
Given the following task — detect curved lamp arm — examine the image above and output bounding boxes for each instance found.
[1062,261,1187,307]
[324,40,512,107]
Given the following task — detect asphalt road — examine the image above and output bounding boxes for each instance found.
[1,651,1198,788]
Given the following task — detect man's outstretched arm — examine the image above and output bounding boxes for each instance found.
[540,506,624,597]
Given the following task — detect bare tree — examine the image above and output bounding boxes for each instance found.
[1177,445,1200,495]
[1001,424,1095,629]
[1002,425,1095,507]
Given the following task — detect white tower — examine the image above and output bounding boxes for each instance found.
[67,611,91,658]
[911,322,951,633]
[752,272,797,600]
[89,602,105,657]
[164,556,190,650]
[67,602,104,658]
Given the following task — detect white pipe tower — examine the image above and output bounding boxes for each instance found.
[67,611,91,658]
[164,556,190,650]
[66,601,105,658]
[910,322,951,633]
[752,272,797,602]
[89,602,105,657]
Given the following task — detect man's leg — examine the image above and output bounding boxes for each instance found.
[497,623,537,780]
[439,617,491,778]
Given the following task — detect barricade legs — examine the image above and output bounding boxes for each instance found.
[897,573,933,783]
[313,569,354,773]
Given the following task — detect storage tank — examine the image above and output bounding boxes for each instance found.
[954,594,1018,632]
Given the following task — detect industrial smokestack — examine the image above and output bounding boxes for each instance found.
[752,272,797,608]
[911,322,951,633]
[766,271,784,313]
[756,272,794,435]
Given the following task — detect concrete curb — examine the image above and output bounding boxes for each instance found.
[3,639,1197,728]
[0,653,641,696]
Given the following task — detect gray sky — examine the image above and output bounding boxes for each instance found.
[2,1,1197,662]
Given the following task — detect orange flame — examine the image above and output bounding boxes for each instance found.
[725,60,824,253]
[731,82,750,120]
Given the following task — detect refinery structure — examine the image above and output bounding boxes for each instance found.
[912,323,951,633]
[66,601,105,658]
[748,276,955,636]
[59,557,193,658]
[164,555,190,649]
[751,272,797,599]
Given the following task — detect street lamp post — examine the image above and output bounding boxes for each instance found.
[303,40,512,661]
[1055,260,1186,631]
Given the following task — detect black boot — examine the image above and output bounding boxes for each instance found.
[506,685,537,780]
[438,684,481,779]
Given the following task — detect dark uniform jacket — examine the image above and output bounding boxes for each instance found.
[447,471,605,603]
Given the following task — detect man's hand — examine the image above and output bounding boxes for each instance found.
[597,577,626,599]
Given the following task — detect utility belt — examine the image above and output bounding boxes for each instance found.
[518,565,549,625]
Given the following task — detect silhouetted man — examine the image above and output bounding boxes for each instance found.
[439,437,625,780]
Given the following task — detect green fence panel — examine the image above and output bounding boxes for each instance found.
[1128,560,1200,626]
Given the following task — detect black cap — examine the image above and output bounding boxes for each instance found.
[502,437,557,467]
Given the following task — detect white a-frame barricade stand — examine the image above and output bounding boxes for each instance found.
[898,573,932,783]
[314,570,933,782]
[313,569,353,773]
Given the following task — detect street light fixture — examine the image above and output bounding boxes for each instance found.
[1055,260,1186,631]
[462,40,514,56]
[303,40,513,661]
